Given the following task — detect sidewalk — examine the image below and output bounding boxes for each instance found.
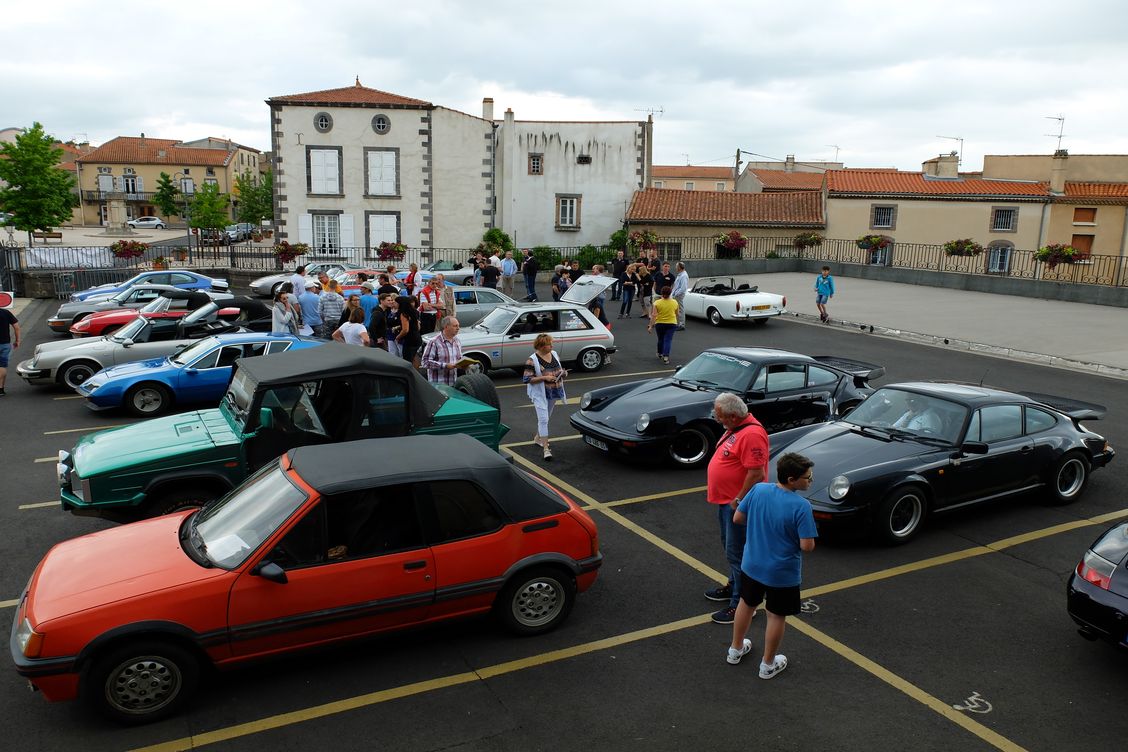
[738,273,1128,378]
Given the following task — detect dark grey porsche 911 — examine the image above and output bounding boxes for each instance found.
[768,382,1116,545]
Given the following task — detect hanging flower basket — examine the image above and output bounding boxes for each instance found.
[151,257,168,270]
[1035,243,1078,269]
[943,238,984,257]
[627,230,659,251]
[377,241,408,261]
[792,232,825,250]
[109,239,149,260]
[714,230,748,252]
[856,234,890,250]
[272,241,309,265]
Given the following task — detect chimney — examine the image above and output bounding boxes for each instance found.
[922,152,959,178]
[505,107,515,126]
[1050,149,1068,194]
[482,97,495,121]
[784,155,795,172]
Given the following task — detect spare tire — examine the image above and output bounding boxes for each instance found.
[454,372,500,410]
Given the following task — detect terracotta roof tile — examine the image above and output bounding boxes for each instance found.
[749,170,824,190]
[652,165,734,179]
[627,188,823,227]
[77,137,234,167]
[827,169,1047,197]
[269,83,431,107]
[1063,181,1128,197]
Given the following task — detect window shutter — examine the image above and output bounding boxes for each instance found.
[369,152,396,195]
[370,214,397,245]
[339,214,354,247]
[298,214,313,243]
[136,175,144,192]
[310,150,325,193]
[326,150,339,193]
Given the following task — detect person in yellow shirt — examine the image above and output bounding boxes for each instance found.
[648,285,679,364]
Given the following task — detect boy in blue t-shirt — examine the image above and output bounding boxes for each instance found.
[726,452,818,679]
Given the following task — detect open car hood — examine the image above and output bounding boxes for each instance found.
[560,275,617,306]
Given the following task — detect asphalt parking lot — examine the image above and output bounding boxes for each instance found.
[2,292,1127,751]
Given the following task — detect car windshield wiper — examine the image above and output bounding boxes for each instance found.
[894,431,954,448]
[848,423,894,440]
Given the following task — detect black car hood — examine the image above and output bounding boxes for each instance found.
[586,378,718,431]
[779,422,946,486]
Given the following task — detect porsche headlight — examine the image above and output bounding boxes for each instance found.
[580,392,593,410]
[15,618,43,658]
[636,413,651,432]
[828,475,851,500]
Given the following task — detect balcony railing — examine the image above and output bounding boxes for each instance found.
[81,190,157,202]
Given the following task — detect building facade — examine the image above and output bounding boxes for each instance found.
[651,165,734,192]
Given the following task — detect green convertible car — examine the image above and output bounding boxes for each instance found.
[57,344,508,522]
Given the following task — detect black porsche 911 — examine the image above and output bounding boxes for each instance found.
[768,382,1115,544]
[569,347,884,467]
[1067,521,1128,650]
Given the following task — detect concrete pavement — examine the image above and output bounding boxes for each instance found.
[4,271,1125,378]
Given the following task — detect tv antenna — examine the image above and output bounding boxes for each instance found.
[634,106,664,118]
[1045,114,1067,151]
[825,144,841,162]
[936,135,964,166]
[681,153,691,165]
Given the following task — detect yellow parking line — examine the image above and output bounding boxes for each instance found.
[0,599,17,609]
[129,614,710,752]
[517,397,582,408]
[43,425,122,435]
[502,434,583,449]
[52,395,83,401]
[34,457,58,463]
[18,501,59,510]
[590,485,707,510]
[495,368,672,389]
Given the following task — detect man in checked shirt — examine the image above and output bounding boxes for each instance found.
[420,315,464,385]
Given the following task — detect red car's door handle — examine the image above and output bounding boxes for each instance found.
[403,560,428,571]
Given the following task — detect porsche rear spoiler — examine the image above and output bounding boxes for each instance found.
[813,355,885,383]
[1020,391,1107,421]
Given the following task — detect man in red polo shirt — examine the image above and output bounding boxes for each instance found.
[703,392,769,624]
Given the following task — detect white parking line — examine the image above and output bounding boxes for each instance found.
[496,368,671,389]
[18,501,59,510]
[517,397,582,408]
[43,425,121,435]
[34,457,57,463]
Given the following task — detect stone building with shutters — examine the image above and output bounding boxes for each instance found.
[267,81,652,253]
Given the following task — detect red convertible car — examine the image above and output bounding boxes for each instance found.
[70,291,238,338]
[11,435,600,724]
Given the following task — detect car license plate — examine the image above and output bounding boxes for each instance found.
[751,304,771,310]
[584,435,609,451]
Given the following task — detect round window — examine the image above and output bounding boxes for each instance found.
[372,114,391,134]
[314,112,333,133]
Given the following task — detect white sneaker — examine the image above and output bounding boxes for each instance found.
[759,654,788,679]
[726,638,752,665]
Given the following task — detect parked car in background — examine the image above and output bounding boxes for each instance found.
[248,262,364,297]
[16,434,599,724]
[126,216,166,230]
[682,276,787,327]
[198,227,227,246]
[58,344,509,521]
[49,284,229,334]
[396,258,476,287]
[69,290,235,338]
[18,301,258,389]
[767,383,1115,544]
[225,223,256,242]
[1068,520,1128,650]
[77,332,323,416]
[69,270,228,302]
[451,286,517,326]
[571,347,884,467]
[443,275,617,373]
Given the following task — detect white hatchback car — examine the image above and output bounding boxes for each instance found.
[126,216,166,230]
[682,276,787,326]
[433,275,617,372]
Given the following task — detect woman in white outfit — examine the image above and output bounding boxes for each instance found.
[332,307,371,346]
[271,290,297,334]
[523,333,567,460]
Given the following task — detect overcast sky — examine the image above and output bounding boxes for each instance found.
[6,0,1128,173]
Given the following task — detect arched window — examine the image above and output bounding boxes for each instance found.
[986,240,1013,274]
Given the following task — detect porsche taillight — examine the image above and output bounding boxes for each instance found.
[1077,551,1114,590]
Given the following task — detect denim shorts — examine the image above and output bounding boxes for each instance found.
[0,343,11,367]
[815,294,829,305]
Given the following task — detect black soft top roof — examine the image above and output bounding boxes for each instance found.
[287,435,569,521]
[236,342,447,425]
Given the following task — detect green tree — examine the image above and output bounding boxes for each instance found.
[608,228,628,252]
[153,172,181,218]
[188,182,230,232]
[235,169,272,225]
[0,122,77,243]
[482,228,515,254]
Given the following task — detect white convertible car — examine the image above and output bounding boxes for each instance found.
[682,277,787,326]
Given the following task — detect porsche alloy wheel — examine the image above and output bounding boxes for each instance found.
[874,486,926,545]
[497,567,576,635]
[1047,452,1089,505]
[707,308,723,327]
[668,424,717,468]
[58,360,98,389]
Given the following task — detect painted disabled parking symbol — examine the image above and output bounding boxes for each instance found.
[952,692,993,714]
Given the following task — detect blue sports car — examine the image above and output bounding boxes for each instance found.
[77,333,322,416]
[70,270,229,302]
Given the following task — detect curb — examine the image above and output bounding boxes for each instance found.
[786,311,1128,381]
